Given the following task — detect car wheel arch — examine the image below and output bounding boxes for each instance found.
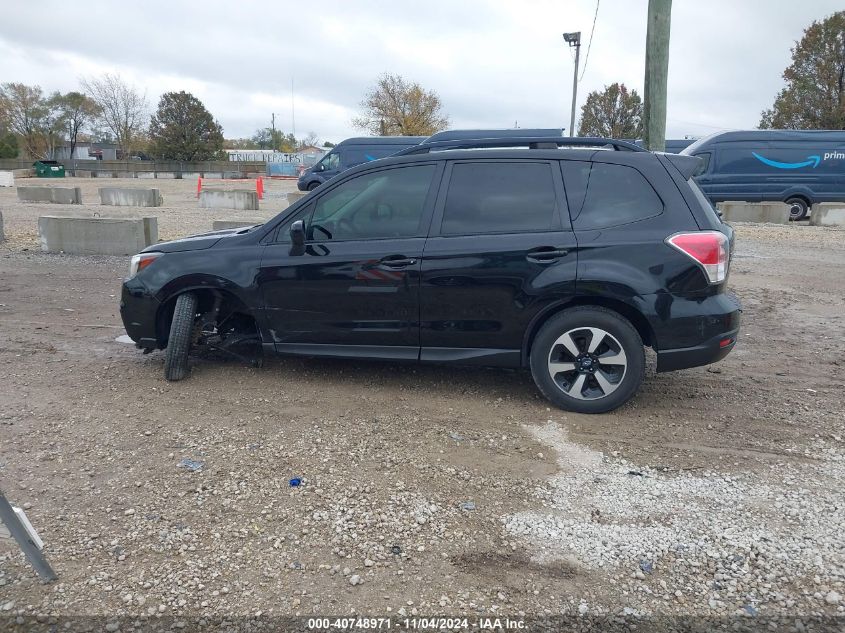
[522,297,655,366]
[155,285,255,346]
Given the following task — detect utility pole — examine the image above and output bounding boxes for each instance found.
[270,113,277,151]
[563,31,581,137]
[643,0,672,151]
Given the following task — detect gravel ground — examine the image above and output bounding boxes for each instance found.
[1,176,299,247]
[0,180,844,630]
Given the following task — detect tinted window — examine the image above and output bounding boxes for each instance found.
[561,161,590,218]
[687,178,722,225]
[308,165,435,241]
[574,163,663,230]
[441,162,557,235]
[274,202,314,242]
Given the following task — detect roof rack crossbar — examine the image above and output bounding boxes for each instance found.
[395,136,646,155]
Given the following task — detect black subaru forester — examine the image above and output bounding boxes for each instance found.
[120,134,740,413]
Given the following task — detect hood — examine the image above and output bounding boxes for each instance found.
[141,225,261,254]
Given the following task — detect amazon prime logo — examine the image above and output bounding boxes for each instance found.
[752,150,844,170]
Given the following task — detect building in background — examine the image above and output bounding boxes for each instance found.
[53,141,119,161]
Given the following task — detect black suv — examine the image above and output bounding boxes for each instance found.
[120,135,740,413]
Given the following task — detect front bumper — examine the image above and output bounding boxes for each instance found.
[654,292,741,372]
[120,278,162,349]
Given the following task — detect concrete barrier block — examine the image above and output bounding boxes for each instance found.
[0,171,14,187]
[12,168,34,178]
[137,172,156,179]
[285,191,309,207]
[212,219,265,230]
[0,211,4,243]
[142,216,159,244]
[17,186,82,204]
[809,203,845,227]
[203,172,223,179]
[717,201,790,224]
[38,215,154,255]
[73,170,93,178]
[156,172,176,179]
[199,189,259,211]
[99,187,163,207]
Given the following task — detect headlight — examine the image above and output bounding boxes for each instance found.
[128,252,162,278]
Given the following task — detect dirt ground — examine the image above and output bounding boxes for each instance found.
[1,178,844,630]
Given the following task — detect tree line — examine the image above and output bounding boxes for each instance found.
[0,75,324,162]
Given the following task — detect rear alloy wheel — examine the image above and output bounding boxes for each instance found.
[530,307,645,413]
[786,197,809,221]
[164,292,198,381]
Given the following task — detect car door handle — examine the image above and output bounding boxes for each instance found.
[526,247,569,263]
[379,256,417,268]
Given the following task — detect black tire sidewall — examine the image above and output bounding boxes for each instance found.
[530,307,645,414]
[164,293,197,381]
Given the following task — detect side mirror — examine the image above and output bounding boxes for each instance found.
[290,220,306,247]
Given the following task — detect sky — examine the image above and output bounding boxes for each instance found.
[0,0,841,144]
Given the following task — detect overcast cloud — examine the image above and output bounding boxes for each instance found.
[1,0,841,143]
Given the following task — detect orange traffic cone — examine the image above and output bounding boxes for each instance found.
[196,177,202,199]
[256,176,264,200]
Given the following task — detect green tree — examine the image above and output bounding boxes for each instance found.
[761,11,845,129]
[149,91,224,161]
[353,73,449,136]
[0,83,49,157]
[0,129,18,158]
[225,137,259,150]
[577,83,643,138]
[50,91,100,157]
[251,128,296,152]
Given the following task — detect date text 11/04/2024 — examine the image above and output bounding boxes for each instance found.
[307,617,526,630]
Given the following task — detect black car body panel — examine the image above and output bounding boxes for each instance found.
[121,140,740,385]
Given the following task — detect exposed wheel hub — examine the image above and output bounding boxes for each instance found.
[577,353,598,373]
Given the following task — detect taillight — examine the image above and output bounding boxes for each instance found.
[665,231,729,284]
[128,252,162,278]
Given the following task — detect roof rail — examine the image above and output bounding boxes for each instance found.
[421,129,564,144]
[395,136,646,156]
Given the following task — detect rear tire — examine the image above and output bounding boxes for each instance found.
[307,181,320,191]
[786,197,809,221]
[164,293,198,382]
[529,307,645,414]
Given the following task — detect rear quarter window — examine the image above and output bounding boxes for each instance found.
[687,178,722,225]
[568,162,664,230]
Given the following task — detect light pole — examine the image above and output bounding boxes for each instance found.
[563,31,581,137]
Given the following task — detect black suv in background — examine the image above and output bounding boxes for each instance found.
[121,135,740,413]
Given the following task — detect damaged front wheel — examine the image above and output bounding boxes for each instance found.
[164,292,198,381]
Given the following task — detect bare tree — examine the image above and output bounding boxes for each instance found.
[82,74,148,158]
[50,91,100,158]
[298,131,320,149]
[353,73,449,136]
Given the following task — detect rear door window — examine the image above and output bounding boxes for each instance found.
[440,162,559,235]
[569,162,664,230]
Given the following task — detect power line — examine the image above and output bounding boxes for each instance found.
[579,0,600,82]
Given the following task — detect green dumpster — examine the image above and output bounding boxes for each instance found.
[33,160,65,178]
